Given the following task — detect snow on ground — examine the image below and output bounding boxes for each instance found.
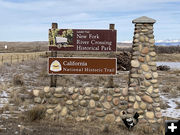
[160,93,180,119]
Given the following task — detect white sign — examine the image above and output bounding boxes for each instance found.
[55,37,68,45]
[4,45,7,49]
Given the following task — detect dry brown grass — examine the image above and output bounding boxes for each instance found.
[161,86,171,93]
[155,45,180,54]
[2,103,9,112]
[175,101,180,109]
[0,41,48,53]
[0,117,164,135]
[13,74,24,86]
[0,52,46,66]
[8,85,35,114]
[22,105,46,122]
[1,42,179,135]
[38,66,48,78]
[9,89,23,106]
[157,53,180,62]
[160,100,170,109]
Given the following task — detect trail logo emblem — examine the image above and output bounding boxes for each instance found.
[50,60,62,72]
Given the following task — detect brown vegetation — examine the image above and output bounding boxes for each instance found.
[116,51,131,71]
[157,65,170,71]
[0,117,164,135]
[0,41,48,53]
[155,45,180,54]
[13,74,24,86]
[23,105,46,122]
[0,42,180,135]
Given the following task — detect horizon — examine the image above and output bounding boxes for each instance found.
[0,0,180,41]
[0,40,180,43]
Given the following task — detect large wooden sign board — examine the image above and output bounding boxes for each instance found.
[48,57,117,75]
[49,29,116,52]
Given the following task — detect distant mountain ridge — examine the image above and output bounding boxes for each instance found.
[120,40,180,46]
[155,40,180,46]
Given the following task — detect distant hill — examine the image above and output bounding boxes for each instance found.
[0,41,48,46]
[0,41,48,53]
[119,40,180,46]
[117,42,132,48]
[155,42,180,46]
[0,40,179,53]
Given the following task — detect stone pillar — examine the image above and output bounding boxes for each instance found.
[128,16,162,124]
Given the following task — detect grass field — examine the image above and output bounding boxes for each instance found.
[0,42,180,135]
[0,52,45,66]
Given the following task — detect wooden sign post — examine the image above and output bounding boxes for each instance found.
[50,23,58,87]
[108,24,115,88]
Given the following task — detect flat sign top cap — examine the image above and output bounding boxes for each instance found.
[132,16,156,24]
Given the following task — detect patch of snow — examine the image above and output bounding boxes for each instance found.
[120,40,132,43]
[156,39,180,43]
[157,62,180,70]
[0,91,8,98]
[0,98,8,108]
[160,94,180,119]
[0,91,9,108]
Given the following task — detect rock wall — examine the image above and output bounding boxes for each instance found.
[33,87,128,122]
[33,16,162,124]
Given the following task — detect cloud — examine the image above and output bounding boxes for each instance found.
[0,0,180,41]
[0,0,55,11]
[1,0,179,12]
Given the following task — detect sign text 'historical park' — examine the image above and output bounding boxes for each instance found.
[49,29,116,52]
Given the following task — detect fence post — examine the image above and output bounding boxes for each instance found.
[11,55,12,65]
[22,55,24,62]
[107,24,115,88]
[1,56,3,64]
[17,55,19,63]
[50,23,58,87]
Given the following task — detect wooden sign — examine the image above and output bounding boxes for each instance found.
[49,29,116,52]
[48,57,117,75]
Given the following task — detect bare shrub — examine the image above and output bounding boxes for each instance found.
[116,52,131,71]
[2,103,9,112]
[106,77,114,88]
[170,88,178,97]
[155,45,180,54]
[101,124,109,133]
[24,105,46,122]
[13,74,24,85]
[9,90,23,106]
[161,86,171,93]
[39,68,48,78]
[160,100,170,109]
[177,85,180,91]
[157,65,170,71]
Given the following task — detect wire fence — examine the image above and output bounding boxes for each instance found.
[0,52,46,66]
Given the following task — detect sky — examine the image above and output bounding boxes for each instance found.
[0,0,180,42]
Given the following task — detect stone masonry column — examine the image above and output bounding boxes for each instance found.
[128,16,162,124]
